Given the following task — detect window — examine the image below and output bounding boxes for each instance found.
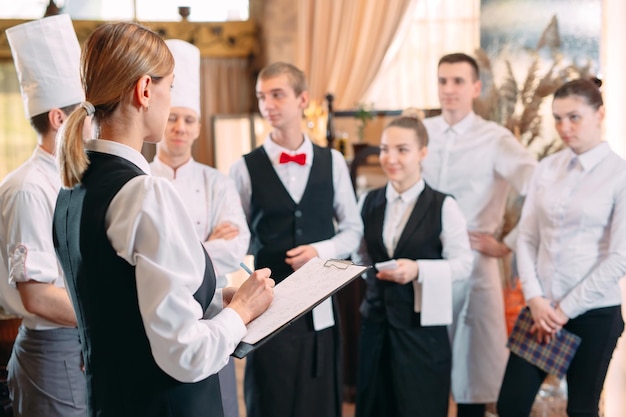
[362,0,480,110]
[0,0,249,22]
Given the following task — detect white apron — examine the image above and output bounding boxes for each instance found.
[451,252,509,403]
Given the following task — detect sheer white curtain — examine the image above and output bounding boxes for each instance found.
[296,0,413,109]
[362,0,480,110]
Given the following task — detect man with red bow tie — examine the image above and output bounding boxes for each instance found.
[230,62,363,417]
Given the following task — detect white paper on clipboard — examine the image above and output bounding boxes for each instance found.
[236,257,368,353]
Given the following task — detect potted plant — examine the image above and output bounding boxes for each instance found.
[354,102,374,143]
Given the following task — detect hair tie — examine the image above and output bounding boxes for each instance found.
[81,101,95,116]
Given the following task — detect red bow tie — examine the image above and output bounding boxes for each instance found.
[279,152,306,165]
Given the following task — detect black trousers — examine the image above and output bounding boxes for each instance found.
[497,305,624,417]
[244,314,340,417]
[355,318,451,417]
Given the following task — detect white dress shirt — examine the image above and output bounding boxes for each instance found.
[517,142,626,319]
[229,135,363,330]
[422,111,537,403]
[86,139,246,383]
[0,147,69,330]
[422,112,537,243]
[354,179,473,325]
[150,157,250,288]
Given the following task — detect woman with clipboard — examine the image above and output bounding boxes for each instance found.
[353,112,473,417]
[52,22,274,417]
[497,78,626,417]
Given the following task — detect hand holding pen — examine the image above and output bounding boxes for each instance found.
[226,263,275,325]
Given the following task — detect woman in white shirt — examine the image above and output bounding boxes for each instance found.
[354,114,473,417]
[53,22,274,417]
[497,78,626,417]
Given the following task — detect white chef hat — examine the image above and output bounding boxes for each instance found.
[6,14,84,119]
[165,39,201,116]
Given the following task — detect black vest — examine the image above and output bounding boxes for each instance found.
[53,151,222,417]
[244,145,335,282]
[359,183,446,329]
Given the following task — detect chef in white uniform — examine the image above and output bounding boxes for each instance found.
[0,14,86,417]
[421,52,537,417]
[150,39,249,417]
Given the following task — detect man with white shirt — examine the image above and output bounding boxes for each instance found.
[421,52,537,417]
[230,62,363,417]
[0,15,86,417]
[150,39,248,417]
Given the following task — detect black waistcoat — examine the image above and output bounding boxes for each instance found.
[244,145,335,282]
[360,183,446,329]
[53,151,222,417]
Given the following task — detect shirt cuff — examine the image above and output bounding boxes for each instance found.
[521,281,544,303]
[311,241,335,262]
[558,297,580,320]
[9,245,58,287]
[218,307,248,340]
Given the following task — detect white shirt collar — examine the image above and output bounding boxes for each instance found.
[33,146,57,170]
[445,111,476,135]
[385,178,425,203]
[571,141,611,172]
[85,139,152,175]
[151,156,195,179]
[262,133,314,166]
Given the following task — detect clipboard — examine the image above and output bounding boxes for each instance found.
[232,257,369,359]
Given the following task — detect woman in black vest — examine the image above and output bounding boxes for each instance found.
[52,22,274,417]
[354,113,473,417]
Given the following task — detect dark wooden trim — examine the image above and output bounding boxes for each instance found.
[0,19,257,59]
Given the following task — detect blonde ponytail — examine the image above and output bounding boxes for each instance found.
[56,22,174,188]
[58,105,91,188]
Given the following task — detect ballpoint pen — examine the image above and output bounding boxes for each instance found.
[239,262,253,275]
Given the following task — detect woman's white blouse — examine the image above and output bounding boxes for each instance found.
[355,179,472,283]
[86,139,246,383]
[517,142,626,319]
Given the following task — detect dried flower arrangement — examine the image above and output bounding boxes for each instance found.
[474,15,595,160]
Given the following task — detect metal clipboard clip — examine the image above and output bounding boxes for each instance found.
[323,259,354,270]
